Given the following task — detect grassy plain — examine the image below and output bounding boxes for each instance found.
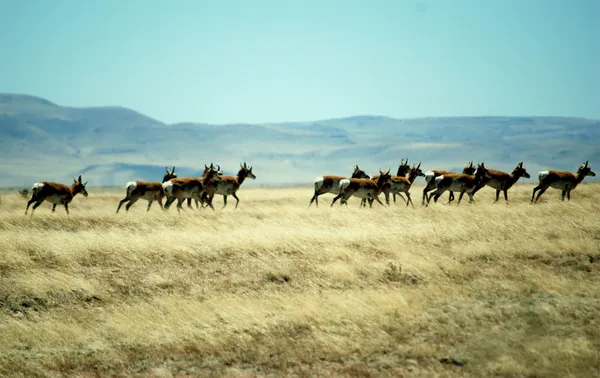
[1,183,599,377]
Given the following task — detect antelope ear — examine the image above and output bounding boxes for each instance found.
[73,176,77,183]
[84,181,88,186]
[241,163,244,168]
[166,166,170,173]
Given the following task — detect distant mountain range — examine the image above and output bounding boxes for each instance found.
[1,93,599,188]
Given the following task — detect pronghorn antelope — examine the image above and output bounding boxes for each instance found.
[330,168,393,208]
[360,159,411,207]
[426,163,492,206]
[162,163,223,212]
[531,161,596,203]
[421,161,476,205]
[116,166,178,213]
[309,165,370,207]
[185,164,213,209]
[367,163,425,208]
[471,162,530,203]
[25,175,89,216]
[200,162,257,209]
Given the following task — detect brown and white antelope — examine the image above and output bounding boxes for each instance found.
[116,166,178,213]
[331,168,393,208]
[200,162,257,209]
[367,163,424,208]
[186,164,215,209]
[309,165,370,207]
[361,159,411,207]
[422,161,477,205]
[162,163,223,212]
[531,161,596,203]
[471,162,530,203]
[25,175,89,216]
[426,163,492,206]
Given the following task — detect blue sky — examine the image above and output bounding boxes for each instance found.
[1,0,598,124]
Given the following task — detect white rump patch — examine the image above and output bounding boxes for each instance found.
[313,176,324,191]
[424,171,436,184]
[31,182,43,195]
[538,171,549,182]
[434,175,444,186]
[125,181,137,195]
[162,181,174,195]
[339,179,351,191]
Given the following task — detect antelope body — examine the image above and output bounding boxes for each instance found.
[361,159,411,207]
[201,162,256,209]
[331,168,392,208]
[422,162,476,205]
[427,163,491,205]
[116,166,178,213]
[471,162,530,203]
[163,163,223,212]
[531,161,596,203]
[309,165,370,207]
[25,175,89,216]
[375,163,424,208]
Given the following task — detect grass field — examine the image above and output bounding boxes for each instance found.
[1,183,600,377]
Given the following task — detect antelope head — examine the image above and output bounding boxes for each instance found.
[352,165,370,179]
[410,162,425,178]
[578,160,596,177]
[376,168,392,187]
[72,175,89,197]
[208,163,223,182]
[163,166,178,182]
[463,161,476,175]
[513,161,530,179]
[397,159,411,176]
[241,162,257,180]
[475,162,492,181]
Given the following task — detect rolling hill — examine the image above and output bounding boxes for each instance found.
[1,93,599,188]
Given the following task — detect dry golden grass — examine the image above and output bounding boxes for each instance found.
[1,183,600,377]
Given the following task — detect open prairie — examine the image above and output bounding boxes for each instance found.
[1,183,599,377]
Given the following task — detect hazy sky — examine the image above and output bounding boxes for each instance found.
[1,0,598,124]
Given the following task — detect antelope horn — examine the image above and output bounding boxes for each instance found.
[585,160,589,167]
[172,166,175,173]
[78,175,82,182]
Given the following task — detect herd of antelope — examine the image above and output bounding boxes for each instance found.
[22,160,596,216]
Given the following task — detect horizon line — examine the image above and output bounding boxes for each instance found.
[2,92,599,126]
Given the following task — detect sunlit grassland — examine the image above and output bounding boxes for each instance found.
[1,183,599,377]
